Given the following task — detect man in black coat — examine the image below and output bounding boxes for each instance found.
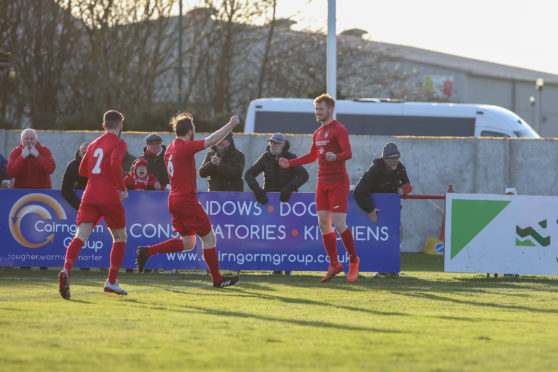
[245,132,309,204]
[199,131,245,191]
[354,142,412,276]
[139,133,169,189]
[245,133,309,275]
[354,142,412,224]
[61,142,90,210]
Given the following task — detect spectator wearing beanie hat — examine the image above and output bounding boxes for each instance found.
[354,142,412,276]
[124,158,162,190]
[354,142,412,222]
[199,131,245,191]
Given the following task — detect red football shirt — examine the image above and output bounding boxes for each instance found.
[289,120,352,183]
[165,139,205,199]
[79,132,127,204]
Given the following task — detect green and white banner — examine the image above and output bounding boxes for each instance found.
[445,193,558,275]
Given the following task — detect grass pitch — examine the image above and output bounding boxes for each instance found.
[1,254,558,371]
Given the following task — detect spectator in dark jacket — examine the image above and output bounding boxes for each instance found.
[354,142,412,224]
[245,132,309,275]
[354,142,412,276]
[139,133,169,189]
[245,133,309,204]
[0,152,7,183]
[61,142,89,210]
[199,131,245,191]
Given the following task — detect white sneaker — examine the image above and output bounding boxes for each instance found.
[104,280,128,296]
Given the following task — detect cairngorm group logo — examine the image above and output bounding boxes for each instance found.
[9,193,67,248]
[516,219,551,247]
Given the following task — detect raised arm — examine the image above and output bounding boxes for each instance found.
[203,116,240,149]
[280,139,318,168]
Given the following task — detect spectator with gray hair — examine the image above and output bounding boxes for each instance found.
[245,132,309,275]
[245,132,309,205]
[7,128,56,189]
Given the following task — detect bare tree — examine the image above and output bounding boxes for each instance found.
[0,0,79,129]
[66,0,178,129]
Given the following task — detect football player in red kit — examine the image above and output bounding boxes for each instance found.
[279,94,360,283]
[135,112,240,288]
[58,110,130,299]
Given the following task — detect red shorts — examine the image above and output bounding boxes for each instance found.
[77,199,126,229]
[168,196,212,237]
[315,181,349,213]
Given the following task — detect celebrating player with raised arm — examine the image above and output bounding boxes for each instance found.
[59,110,129,299]
[135,112,240,288]
[279,94,360,282]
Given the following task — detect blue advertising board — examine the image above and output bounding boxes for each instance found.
[0,189,401,272]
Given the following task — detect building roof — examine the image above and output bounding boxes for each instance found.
[362,39,558,85]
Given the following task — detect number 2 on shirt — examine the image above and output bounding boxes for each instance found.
[92,148,103,174]
[167,154,174,177]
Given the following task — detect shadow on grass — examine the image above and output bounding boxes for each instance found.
[170,302,404,334]
[390,289,558,314]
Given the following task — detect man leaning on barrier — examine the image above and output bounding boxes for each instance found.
[354,142,412,276]
[244,132,309,275]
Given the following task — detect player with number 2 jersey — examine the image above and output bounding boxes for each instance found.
[58,110,129,300]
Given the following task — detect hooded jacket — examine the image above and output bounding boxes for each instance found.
[124,158,160,190]
[139,145,169,187]
[7,141,56,189]
[354,158,412,213]
[199,141,245,191]
[61,148,89,210]
[245,140,309,193]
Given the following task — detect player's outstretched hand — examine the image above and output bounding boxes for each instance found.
[229,115,240,127]
[120,189,129,201]
[278,158,289,168]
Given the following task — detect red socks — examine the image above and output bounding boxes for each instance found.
[322,232,339,265]
[64,238,84,276]
[108,242,126,284]
[203,248,222,283]
[340,228,358,264]
[147,238,184,256]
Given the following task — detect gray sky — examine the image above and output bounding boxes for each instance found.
[277,0,558,76]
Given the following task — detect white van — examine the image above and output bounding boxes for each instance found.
[243,98,540,138]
